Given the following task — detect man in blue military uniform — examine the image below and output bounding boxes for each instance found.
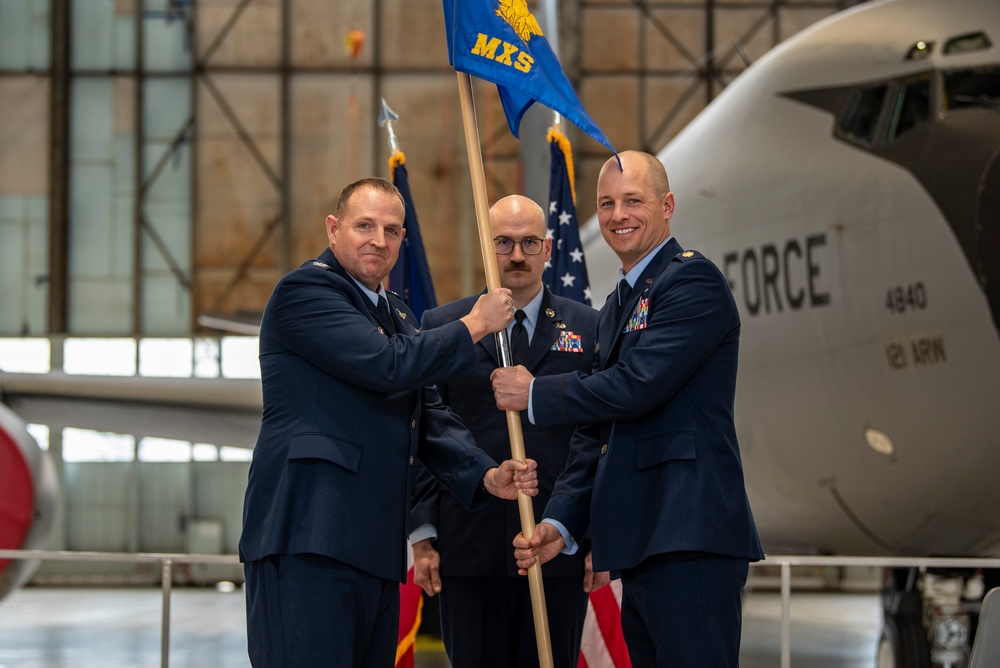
[240,177,538,668]
[410,195,600,667]
[493,151,764,666]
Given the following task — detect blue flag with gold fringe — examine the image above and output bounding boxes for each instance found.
[387,153,437,321]
[442,0,616,156]
[543,128,592,306]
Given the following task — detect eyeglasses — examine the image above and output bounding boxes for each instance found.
[494,237,544,255]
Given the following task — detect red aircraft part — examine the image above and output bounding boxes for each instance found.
[0,424,34,571]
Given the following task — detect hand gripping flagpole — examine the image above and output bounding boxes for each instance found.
[456,71,555,668]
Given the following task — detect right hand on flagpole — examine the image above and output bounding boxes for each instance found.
[513,521,566,576]
[461,288,514,343]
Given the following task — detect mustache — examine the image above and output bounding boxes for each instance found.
[504,261,530,272]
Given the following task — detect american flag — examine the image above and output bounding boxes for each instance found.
[579,580,631,668]
[543,129,592,307]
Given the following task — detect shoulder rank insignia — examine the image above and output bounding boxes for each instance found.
[312,261,331,269]
[676,250,702,261]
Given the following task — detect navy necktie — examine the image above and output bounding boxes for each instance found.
[616,279,631,321]
[510,310,528,365]
[377,295,396,333]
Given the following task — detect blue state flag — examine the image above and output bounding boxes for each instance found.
[388,153,437,321]
[543,129,592,307]
[442,0,616,156]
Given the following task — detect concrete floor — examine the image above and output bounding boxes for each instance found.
[0,586,882,667]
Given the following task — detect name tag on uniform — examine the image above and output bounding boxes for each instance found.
[623,297,650,333]
[550,330,584,352]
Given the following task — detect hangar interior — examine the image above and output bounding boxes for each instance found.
[0,0,858,582]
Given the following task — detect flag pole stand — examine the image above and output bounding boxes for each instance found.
[456,71,555,668]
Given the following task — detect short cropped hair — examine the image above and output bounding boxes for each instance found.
[335,177,406,218]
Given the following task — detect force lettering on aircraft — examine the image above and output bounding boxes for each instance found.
[722,234,831,316]
[884,335,947,370]
[471,34,535,73]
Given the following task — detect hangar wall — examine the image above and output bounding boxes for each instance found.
[0,0,858,338]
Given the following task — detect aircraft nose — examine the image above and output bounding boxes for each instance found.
[977,147,1000,336]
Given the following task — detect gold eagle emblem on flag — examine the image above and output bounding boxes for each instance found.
[495,0,543,43]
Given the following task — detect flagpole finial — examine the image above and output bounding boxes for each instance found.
[378,97,401,153]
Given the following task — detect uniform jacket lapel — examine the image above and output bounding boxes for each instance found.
[524,287,559,372]
[600,238,683,369]
[319,249,395,335]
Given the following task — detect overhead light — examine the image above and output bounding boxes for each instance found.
[864,427,896,457]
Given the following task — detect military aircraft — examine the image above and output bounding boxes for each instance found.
[580,0,999,665]
[2,0,997,664]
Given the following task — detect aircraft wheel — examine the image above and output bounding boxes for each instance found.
[877,612,931,668]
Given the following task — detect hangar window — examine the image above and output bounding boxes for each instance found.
[837,85,888,146]
[886,76,931,141]
[944,32,992,55]
[944,66,1000,110]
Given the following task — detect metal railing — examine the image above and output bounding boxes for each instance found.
[0,548,240,668]
[763,555,1000,668]
[2,549,1000,668]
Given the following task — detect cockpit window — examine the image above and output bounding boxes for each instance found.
[944,66,1000,110]
[905,41,934,61]
[837,85,888,146]
[944,31,992,55]
[887,76,931,140]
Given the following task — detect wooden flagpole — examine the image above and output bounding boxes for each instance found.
[455,71,554,668]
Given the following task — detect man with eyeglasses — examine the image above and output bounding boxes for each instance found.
[410,195,601,668]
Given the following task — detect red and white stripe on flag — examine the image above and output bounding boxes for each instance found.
[395,541,423,668]
[578,580,631,668]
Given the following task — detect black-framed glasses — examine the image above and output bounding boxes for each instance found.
[494,237,544,255]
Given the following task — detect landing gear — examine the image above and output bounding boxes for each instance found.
[876,567,984,668]
[878,600,931,668]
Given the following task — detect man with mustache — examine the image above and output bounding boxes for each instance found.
[411,195,600,667]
